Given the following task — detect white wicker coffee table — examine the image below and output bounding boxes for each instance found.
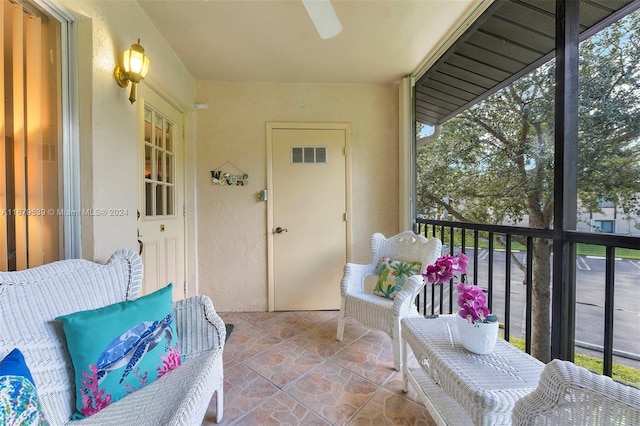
[402,315,544,426]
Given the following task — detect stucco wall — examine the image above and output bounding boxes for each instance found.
[195,81,399,311]
[58,0,196,263]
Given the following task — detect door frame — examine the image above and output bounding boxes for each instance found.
[266,122,352,311]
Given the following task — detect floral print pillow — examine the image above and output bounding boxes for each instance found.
[0,348,48,425]
[373,257,422,299]
[56,284,182,419]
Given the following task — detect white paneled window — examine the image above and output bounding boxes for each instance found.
[144,107,175,217]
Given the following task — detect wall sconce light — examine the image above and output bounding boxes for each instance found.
[113,38,151,104]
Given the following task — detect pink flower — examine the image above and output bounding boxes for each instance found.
[426,255,493,324]
[456,282,490,323]
[423,265,439,284]
[423,253,467,285]
[452,253,469,275]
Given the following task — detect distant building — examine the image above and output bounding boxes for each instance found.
[426,199,640,236]
[577,200,640,236]
[506,200,640,236]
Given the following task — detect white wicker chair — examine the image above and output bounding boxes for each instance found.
[336,231,442,370]
[0,250,225,425]
[512,359,640,425]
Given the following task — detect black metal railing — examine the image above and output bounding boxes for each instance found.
[414,218,639,378]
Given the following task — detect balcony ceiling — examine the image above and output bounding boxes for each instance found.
[415,0,640,125]
[137,0,482,85]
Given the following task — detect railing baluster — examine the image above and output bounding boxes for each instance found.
[449,226,455,312]
[504,234,512,341]
[413,218,631,376]
[488,232,494,311]
[460,228,467,313]
[431,278,436,315]
[461,229,466,254]
[526,236,533,354]
[449,227,455,255]
[604,246,615,376]
[474,230,480,286]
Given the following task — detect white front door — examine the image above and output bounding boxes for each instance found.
[138,86,185,301]
[267,123,351,311]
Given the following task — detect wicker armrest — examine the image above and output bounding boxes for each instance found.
[392,275,425,316]
[512,359,640,425]
[340,262,376,296]
[173,295,226,358]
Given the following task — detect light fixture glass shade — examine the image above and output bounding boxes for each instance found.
[113,38,151,104]
[123,40,150,82]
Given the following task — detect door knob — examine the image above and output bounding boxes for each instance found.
[275,227,288,233]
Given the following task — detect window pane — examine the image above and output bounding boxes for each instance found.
[144,145,152,179]
[166,153,173,184]
[156,184,164,216]
[594,220,614,233]
[145,182,154,216]
[166,123,172,152]
[166,186,174,215]
[157,151,164,182]
[144,109,152,143]
[155,123,163,149]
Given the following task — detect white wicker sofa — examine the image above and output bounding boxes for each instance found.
[0,250,225,425]
[512,358,640,425]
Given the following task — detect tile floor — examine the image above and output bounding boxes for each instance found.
[201,311,436,426]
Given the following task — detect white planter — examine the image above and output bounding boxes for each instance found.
[456,315,499,355]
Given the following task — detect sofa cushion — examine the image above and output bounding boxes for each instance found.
[373,257,422,299]
[56,283,182,419]
[0,348,48,425]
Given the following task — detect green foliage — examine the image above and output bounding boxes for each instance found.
[508,337,640,389]
[417,11,640,225]
[417,12,640,361]
[416,225,640,259]
[578,13,640,215]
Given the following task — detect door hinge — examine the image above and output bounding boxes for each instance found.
[182,125,186,139]
[343,212,348,222]
[342,146,346,155]
[183,204,186,217]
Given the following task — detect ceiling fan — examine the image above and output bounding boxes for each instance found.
[301,0,342,39]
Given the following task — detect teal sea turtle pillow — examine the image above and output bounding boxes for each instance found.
[373,257,422,299]
[0,348,48,425]
[56,283,182,419]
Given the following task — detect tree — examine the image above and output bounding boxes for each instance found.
[416,11,640,362]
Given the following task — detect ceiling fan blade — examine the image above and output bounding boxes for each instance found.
[301,0,342,40]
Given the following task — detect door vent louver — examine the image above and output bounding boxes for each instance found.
[291,146,327,164]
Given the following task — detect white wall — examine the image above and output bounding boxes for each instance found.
[48,1,401,309]
[58,0,196,263]
[195,81,399,311]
